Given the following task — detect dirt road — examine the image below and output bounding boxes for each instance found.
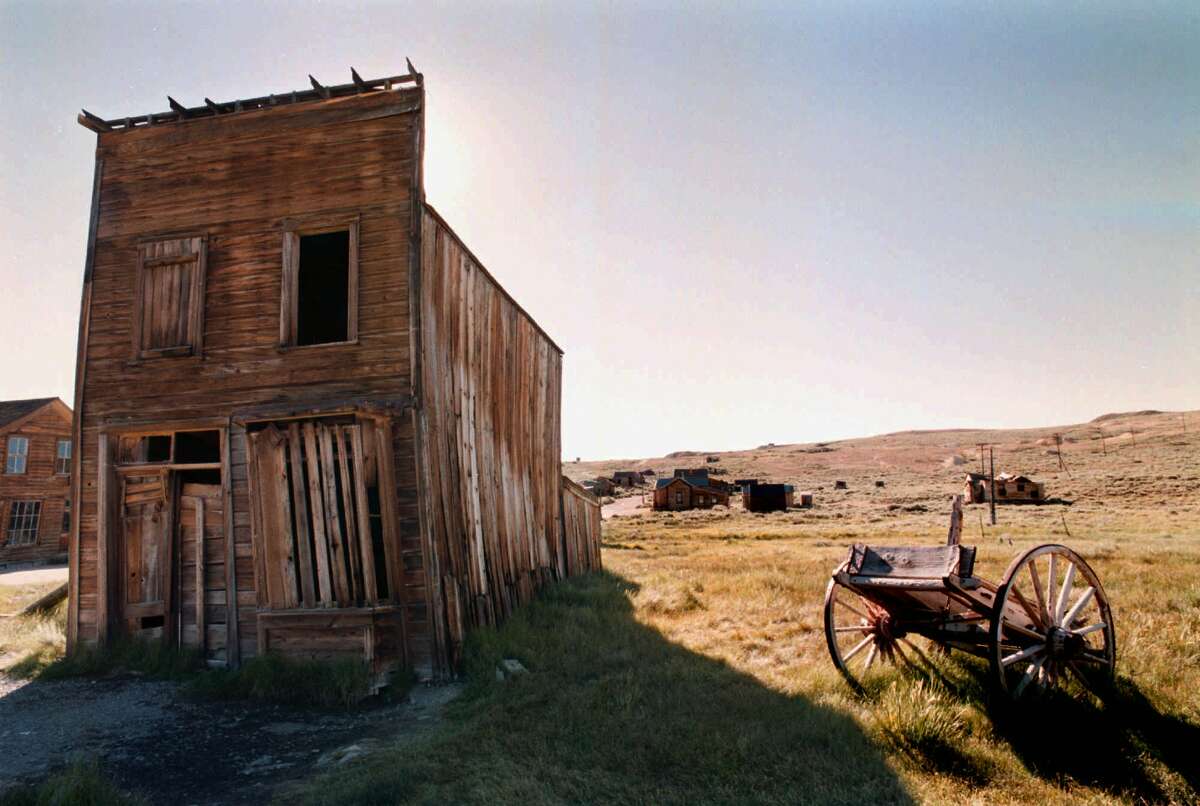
[0,674,460,803]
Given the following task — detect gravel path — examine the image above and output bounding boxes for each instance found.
[0,673,460,804]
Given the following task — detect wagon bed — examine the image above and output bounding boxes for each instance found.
[824,497,1116,699]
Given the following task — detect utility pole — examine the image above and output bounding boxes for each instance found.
[1098,429,1107,456]
[989,446,997,526]
[977,443,987,476]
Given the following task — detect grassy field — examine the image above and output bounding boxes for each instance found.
[3,412,1197,803]
[300,415,1198,804]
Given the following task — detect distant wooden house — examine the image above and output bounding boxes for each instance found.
[67,68,601,684]
[743,482,795,513]
[673,468,709,483]
[612,471,644,488]
[640,469,656,477]
[589,477,615,496]
[964,473,1045,504]
[653,477,729,511]
[1,398,73,566]
[797,491,814,508]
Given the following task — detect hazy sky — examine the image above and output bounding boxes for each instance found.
[1,1,1196,460]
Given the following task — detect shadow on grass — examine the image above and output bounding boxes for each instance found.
[297,571,914,805]
[924,651,1199,802]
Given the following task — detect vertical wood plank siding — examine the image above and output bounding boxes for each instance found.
[70,81,600,680]
[416,209,600,674]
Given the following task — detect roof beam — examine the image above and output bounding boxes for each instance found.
[351,67,366,92]
[167,96,188,117]
[204,97,223,115]
[309,74,330,99]
[77,109,111,133]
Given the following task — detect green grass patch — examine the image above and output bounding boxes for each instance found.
[184,653,386,708]
[0,761,143,806]
[38,638,202,681]
[294,572,911,805]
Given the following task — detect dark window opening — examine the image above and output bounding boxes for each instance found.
[140,614,165,630]
[178,468,221,486]
[175,430,220,464]
[61,499,71,534]
[296,231,350,346]
[366,485,389,601]
[146,436,172,463]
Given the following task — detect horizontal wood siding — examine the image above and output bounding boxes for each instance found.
[72,90,422,649]
[0,403,72,565]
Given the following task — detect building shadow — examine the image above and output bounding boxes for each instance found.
[318,570,917,805]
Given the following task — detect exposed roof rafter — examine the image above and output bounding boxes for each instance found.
[79,65,423,133]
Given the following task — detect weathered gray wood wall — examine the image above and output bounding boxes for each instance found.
[415,207,574,673]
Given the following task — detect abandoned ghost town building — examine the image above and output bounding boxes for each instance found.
[68,67,602,685]
[964,472,1046,504]
[742,482,795,513]
[0,398,73,566]
[653,469,731,511]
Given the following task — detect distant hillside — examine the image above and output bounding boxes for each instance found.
[566,409,1198,486]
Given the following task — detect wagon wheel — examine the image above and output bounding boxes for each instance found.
[823,578,935,691]
[990,544,1116,700]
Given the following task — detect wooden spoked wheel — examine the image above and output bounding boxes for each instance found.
[823,578,936,690]
[990,544,1116,700]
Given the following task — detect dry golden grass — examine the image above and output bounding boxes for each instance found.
[602,424,1200,803]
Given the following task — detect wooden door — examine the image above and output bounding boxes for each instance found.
[178,483,225,660]
[121,472,173,640]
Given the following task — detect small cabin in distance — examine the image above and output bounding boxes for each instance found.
[68,67,601,685]
[964,473,1045,504]
[0,398,73,567]
[742,482,795,513]
[612,471,643,488]
[653,476,730,511]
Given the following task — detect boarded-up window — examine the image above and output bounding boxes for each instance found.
[133,235,207,358]
[280,221,359,348]
[247,419,396,610]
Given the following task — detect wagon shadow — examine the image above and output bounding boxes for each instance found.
[934,654,1199,802]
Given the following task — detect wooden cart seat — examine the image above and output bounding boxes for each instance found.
[840,543,978,590]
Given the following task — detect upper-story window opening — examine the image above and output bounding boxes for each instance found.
[281,220,359,348]
[5,436,28,474]
[56,439,72,475]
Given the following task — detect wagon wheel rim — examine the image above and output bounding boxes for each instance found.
[990,544,1116,700]
[824,577,926,690]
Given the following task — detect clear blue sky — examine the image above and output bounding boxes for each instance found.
[1,1,1196,460]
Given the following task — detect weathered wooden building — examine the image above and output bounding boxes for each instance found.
[652,476,730,511]
[964,472,1045,504]
[742,482,795,513]
[611,471,643,488]
[68,68,601,683]
[0,398,73,566]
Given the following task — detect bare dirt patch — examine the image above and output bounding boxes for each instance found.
[0,674,460,804]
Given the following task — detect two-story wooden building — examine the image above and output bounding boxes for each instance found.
[68,68,600,683]
[0,398,73,566]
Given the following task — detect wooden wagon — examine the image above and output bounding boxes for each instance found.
[824,497,1116,699]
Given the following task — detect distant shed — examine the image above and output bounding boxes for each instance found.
[743,482,795,513]
[964,473,1045,504]
[612,471,643,488]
